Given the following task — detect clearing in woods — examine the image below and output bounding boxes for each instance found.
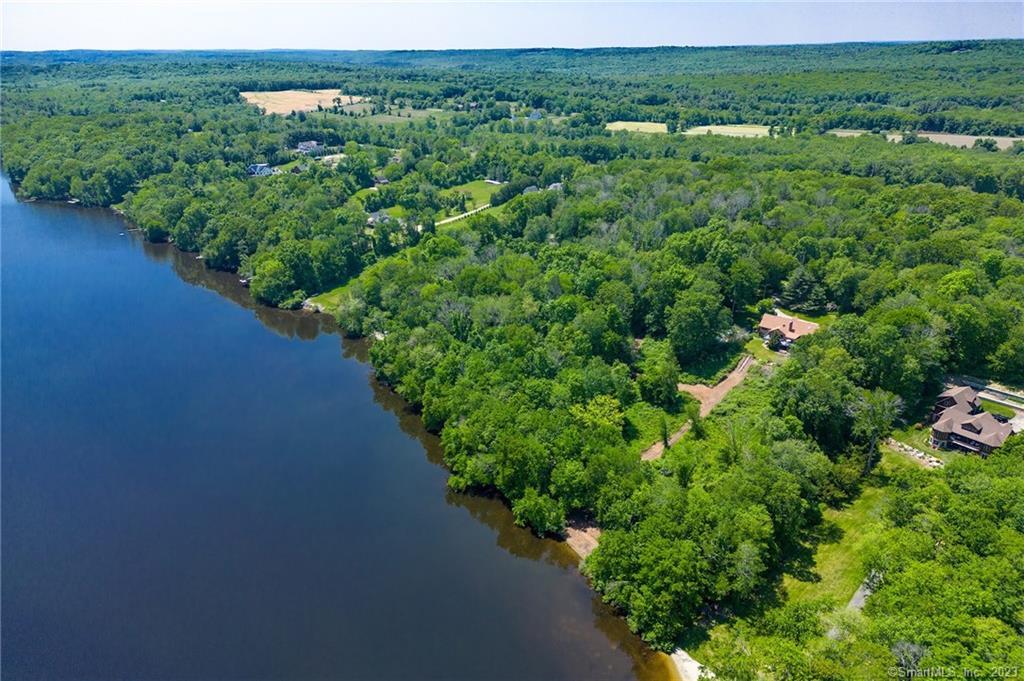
[605,121,669,133]
[241,89,364,114]
[827,129,1022,150]
[681,124,772,138]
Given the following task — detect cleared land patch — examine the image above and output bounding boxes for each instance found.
[827,128,1022,150]
[606,121,669,134]
[681,124,772,138]
[241,89,363,115]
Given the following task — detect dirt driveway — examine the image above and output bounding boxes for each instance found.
[640,355,754,461]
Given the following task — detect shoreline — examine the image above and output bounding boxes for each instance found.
[7,180,687,681]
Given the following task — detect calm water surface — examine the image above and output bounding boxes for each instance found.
[1,179,674,681]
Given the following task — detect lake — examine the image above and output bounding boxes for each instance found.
[0,179,674,681]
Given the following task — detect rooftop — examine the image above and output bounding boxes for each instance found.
[758,313,819,342]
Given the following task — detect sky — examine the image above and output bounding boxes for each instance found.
[1,1,1021,52]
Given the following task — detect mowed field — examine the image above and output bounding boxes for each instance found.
[681,124,772,138]
[606,121,669,134]
[241,89,364,114]
[828,129,1022,150]
[442,179,494,209]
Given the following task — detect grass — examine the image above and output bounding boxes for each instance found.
[677,343,746,384]
[273,159,302,172]
[443,180,495,209]
[691,449,919,665]
[605,121,669,134]
[623,401,692,455]
[365,108,455,125]
[743,336,784,365]
[438,204,504,227]
[980,398,1017,419]
[307,283,348,312]
[785,450,918,604]
[681,124,772,138]
[775,306,838,329]
[350,179,496,222]
[890,421,933,453]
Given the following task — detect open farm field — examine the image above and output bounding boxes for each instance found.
[241,89,364,114]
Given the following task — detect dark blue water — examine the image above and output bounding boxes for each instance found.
[0,179,671,681]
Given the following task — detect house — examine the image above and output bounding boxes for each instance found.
[527,109,543,121]
[522,185,540,195]
[367,210,392,225]
[247,163,272,176]
[547,182,564,191]
[931,385,980,420]
[757,313,819,348]
[296,140,319,154]
[374,176,390,187]
[930,386,1012,455]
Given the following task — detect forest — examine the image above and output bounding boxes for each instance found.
[2,41,1023,679]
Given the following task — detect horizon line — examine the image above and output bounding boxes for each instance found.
[4,37,1022,55]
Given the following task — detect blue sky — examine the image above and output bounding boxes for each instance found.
[2,1,1021,51]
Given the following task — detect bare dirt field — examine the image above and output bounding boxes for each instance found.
[241,89,364,115]
[681,124,772,138]
[606,121,669,134]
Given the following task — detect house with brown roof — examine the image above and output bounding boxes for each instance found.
[931,386,980,420]
[757,313,819,349]
[930,386,1012,455]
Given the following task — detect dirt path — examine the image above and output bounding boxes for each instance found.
[640,355,754,461]
[436,203,491,226]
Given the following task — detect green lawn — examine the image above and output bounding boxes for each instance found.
[349,180,496,222]
[890,421,933,452]
[743,336,784,364]
[785,450,921,605]
[692,450,918,664]
[364,108,455,125]
[351,186,378,202]
[437,204,504,229]
[775,306,839,329]
[307,283,348,313]
[273,158,302,172]
[446,179,495,207]
[980,398,1017,419]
